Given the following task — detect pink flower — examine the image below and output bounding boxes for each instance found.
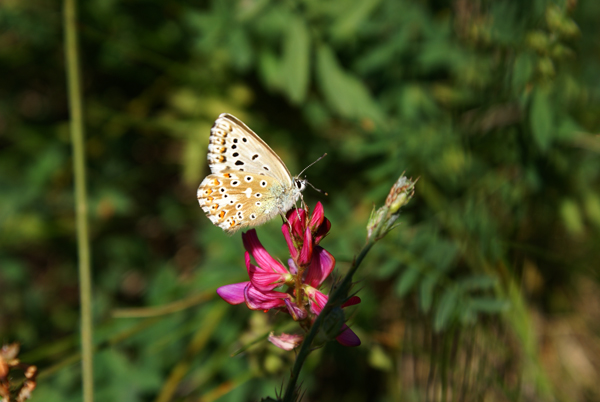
[304,247,335,288]
[243,230,293,291]
[216,282,249,305]
[215,202,361,350]
[268,332,304,351]
[217,282,289,311]
[282,202,331,264]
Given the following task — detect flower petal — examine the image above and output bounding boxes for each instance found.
[244,284,288,310]
[282,224,298,260]
[287,258,298,275]
[286,208,307,238]
[304,247,335,288]
[242,230,287,274]
[314,218,331,244]
[298,227,313,266]
[305,287,328,315]
[336,324,361,347]
[309,201,325,230]
[284,299,308,320]
[342,296,361,308]
[216,282,250,305]
[268,332,304,351]
[246,252,288,291]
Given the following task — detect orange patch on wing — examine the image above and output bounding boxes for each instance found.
[223,173,231,178]
[219,211,225,219]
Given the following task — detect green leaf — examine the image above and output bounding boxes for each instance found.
[316,44,384,125]
[530,87,554,151]
[512,53,534,92]
[560,198,584,235]
[584,192,600,228]
[468,297,510,313]
[282,16,310,103]
[330,0,382,41]
[368,344,394,371]
[258,50,283,91]
[457,275,497,291]
[316,44,355,116]
[419,272,439,312]
[395,265,420,297]
[434,286,459,332]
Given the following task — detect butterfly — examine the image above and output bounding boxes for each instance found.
[197,113,308,234]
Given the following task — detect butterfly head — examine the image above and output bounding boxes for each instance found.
[294,177,307,193]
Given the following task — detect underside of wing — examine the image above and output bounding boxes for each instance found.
[197,170,292,234]
[207,113,293,186]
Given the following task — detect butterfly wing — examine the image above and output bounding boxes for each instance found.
[197,170,297,234]
[207,113,293,186]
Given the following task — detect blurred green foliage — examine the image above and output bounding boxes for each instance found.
[1,0,600,401]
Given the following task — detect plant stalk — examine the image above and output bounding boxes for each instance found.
[64,0,94,400]
[282,239,375,401]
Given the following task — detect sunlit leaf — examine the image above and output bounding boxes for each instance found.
[282,16,310,104]
[330,0,382,41]
[316,44,384,125]
[560,198,584,235]
[530,86,554,151]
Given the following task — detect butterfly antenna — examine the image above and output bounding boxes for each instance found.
[305,180,328,196]
[297,153,327,177]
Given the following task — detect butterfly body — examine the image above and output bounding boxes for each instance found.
[197,114,306,234]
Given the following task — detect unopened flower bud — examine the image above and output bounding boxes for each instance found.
[367,174,417,241]
[315,307,345,345]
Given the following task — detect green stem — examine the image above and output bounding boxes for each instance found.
[282,239,375,401]
[64,0,94,400]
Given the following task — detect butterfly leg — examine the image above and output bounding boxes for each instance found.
[294,192,308,223]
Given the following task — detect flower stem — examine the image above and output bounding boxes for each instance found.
[64,0,94,400]
[282,239,375,401]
